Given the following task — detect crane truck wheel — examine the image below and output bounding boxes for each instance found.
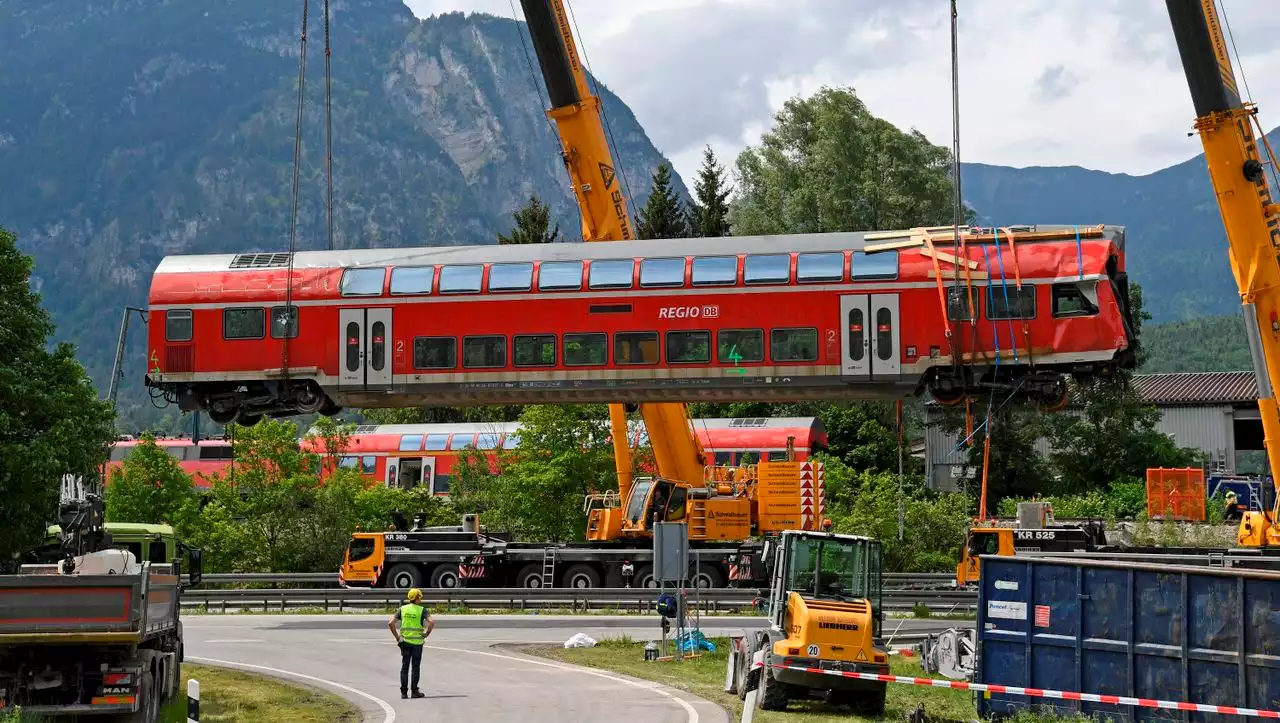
[516,564,546,588]
[632,564,657,589]
[561,564,601,589]
[690,563,725,589]
[386,563,424,590]
[430,564,462,589]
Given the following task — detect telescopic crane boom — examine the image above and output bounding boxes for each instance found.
[519,0,708,505]
[1166,0,1280,547]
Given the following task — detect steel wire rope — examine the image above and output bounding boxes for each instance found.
[282,0,310,389]
[323,0,335,251]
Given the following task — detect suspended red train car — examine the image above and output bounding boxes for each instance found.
[301,416,827,495]
[142,225,1137,423]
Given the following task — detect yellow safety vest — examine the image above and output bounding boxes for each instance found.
[399,603,426,645]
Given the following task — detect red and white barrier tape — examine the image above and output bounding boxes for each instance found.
[770,664,1280,719]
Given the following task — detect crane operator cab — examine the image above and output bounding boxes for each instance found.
[729,530,889,714]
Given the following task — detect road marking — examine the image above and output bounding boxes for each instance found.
[202,639,264,644]
[425,644,700,723]
[189,655,396,723]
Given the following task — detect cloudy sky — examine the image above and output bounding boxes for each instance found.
[401,0,1280,186]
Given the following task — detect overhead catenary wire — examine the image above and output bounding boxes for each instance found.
[282,0,310,384]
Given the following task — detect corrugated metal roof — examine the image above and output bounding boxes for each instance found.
[1130,371,1256,406]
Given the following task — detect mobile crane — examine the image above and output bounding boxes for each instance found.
[516,0,816,542]
[1166,0,1280,548]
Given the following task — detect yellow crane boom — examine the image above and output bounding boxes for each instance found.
[1166,0,1280,546]
[518,0,708,500]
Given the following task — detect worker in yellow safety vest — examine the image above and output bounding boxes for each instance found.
[388,587,434,699]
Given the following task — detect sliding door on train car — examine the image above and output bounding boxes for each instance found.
[339,308,394,390]
[839,294,901,380]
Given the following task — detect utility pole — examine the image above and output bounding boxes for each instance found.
[107,306,147,406]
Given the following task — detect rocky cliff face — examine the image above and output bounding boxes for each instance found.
[0,0,684,429]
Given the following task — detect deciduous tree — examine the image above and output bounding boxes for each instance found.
[0,225,116,565]
[104,433,196,527]
[729,86,966,235]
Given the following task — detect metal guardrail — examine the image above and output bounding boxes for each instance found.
[181,586,977,615]
[197,571,959,587]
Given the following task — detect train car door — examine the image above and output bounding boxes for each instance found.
[338,308,394,390]
[839,294,901,379]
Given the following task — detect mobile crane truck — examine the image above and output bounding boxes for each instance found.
[726,529,889,715]
[0,495,196,721]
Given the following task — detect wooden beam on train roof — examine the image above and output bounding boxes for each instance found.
[864,224,1107,252]
[919,246,980,270]
[928,269,990,281]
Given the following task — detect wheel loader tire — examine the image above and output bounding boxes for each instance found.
[756,655,788,711]
[851,683,887,717]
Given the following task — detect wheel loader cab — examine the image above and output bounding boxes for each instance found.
[754,530,889,713]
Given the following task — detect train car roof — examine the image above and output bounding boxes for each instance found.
[153,225,1126,275]
[308,416,823,439]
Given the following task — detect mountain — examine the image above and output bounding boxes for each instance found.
[0,0,686,430]
[959,136,1270,324]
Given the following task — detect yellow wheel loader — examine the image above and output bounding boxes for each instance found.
[727,530,889,714]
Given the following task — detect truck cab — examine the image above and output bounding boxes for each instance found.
[32,522,202,588]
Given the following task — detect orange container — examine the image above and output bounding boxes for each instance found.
[1145,467,1206,521]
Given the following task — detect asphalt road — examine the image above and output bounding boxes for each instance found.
[183,614,970,723]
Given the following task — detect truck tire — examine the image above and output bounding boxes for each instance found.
[561,564,601,589]
[516,563,547,588]
[387,563,424,589]
[633,564,657,589]
[114,670,157,723]
[430,563,461,589]
[690,563,725,589]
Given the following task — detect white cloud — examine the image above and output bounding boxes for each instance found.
[402,0,1280,185]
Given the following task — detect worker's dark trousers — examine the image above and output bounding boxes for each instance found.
[399,641,423,692]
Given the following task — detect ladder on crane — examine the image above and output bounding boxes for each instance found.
[540,547,557,588]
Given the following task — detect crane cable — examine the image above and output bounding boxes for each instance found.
[323,0,335,251]
[281,0,311,388]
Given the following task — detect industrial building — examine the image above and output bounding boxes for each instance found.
[922,371,1264,491]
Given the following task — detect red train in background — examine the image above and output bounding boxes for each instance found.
[106,416,826,492]
[142,224,1138,424]
[300,416,826,495]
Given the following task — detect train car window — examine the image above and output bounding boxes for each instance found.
[338,456,359,469]
[448,433,477,450]
[501,433,521,449]
[875,308,894,362]
[345,322,361,371]
[341,267,386,296]
[770,327,819,362]
[796,252,844,282]
[851,250,898,280]
[691,256,738,286]
[588,259,635,290]
[475,434,500,450]
[361,456,377,474]
[399,434,424,451]
[564,333,607,366]
[945,287,976,321]
[615,331,659,364]
[198,445,234,460]
[412,337,456,369]
[424,434,449,451]
[270,305,299,339]
[538,261,584,291]
[986,284,1037,320]
[370,321,387,371]
[666,330,711,364]
[717,329,764,363]
[743,254,790,284]
[1052,283,1099,317]
[439,265,483,294]
[514,334,556,367]
[223,308,266,340]
[714,452,733,466]
[639,258,686,288]
[489,262,533,292]
[165,309,193,342]
[767,451,790,462]
[463,335,507,368]
[390,266,435,295]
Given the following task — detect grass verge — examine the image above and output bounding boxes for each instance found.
[157,663,359,723]
[524,635,978,722]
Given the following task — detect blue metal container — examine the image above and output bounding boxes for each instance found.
[976,555,1280,721]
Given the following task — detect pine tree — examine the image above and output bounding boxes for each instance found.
[689,145,732,237]
[497,194,560,245]
[635,162,690,240]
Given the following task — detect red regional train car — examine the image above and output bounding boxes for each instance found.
[302,416,827,495]
[143,225,1137,424]
[106,437,234,489]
